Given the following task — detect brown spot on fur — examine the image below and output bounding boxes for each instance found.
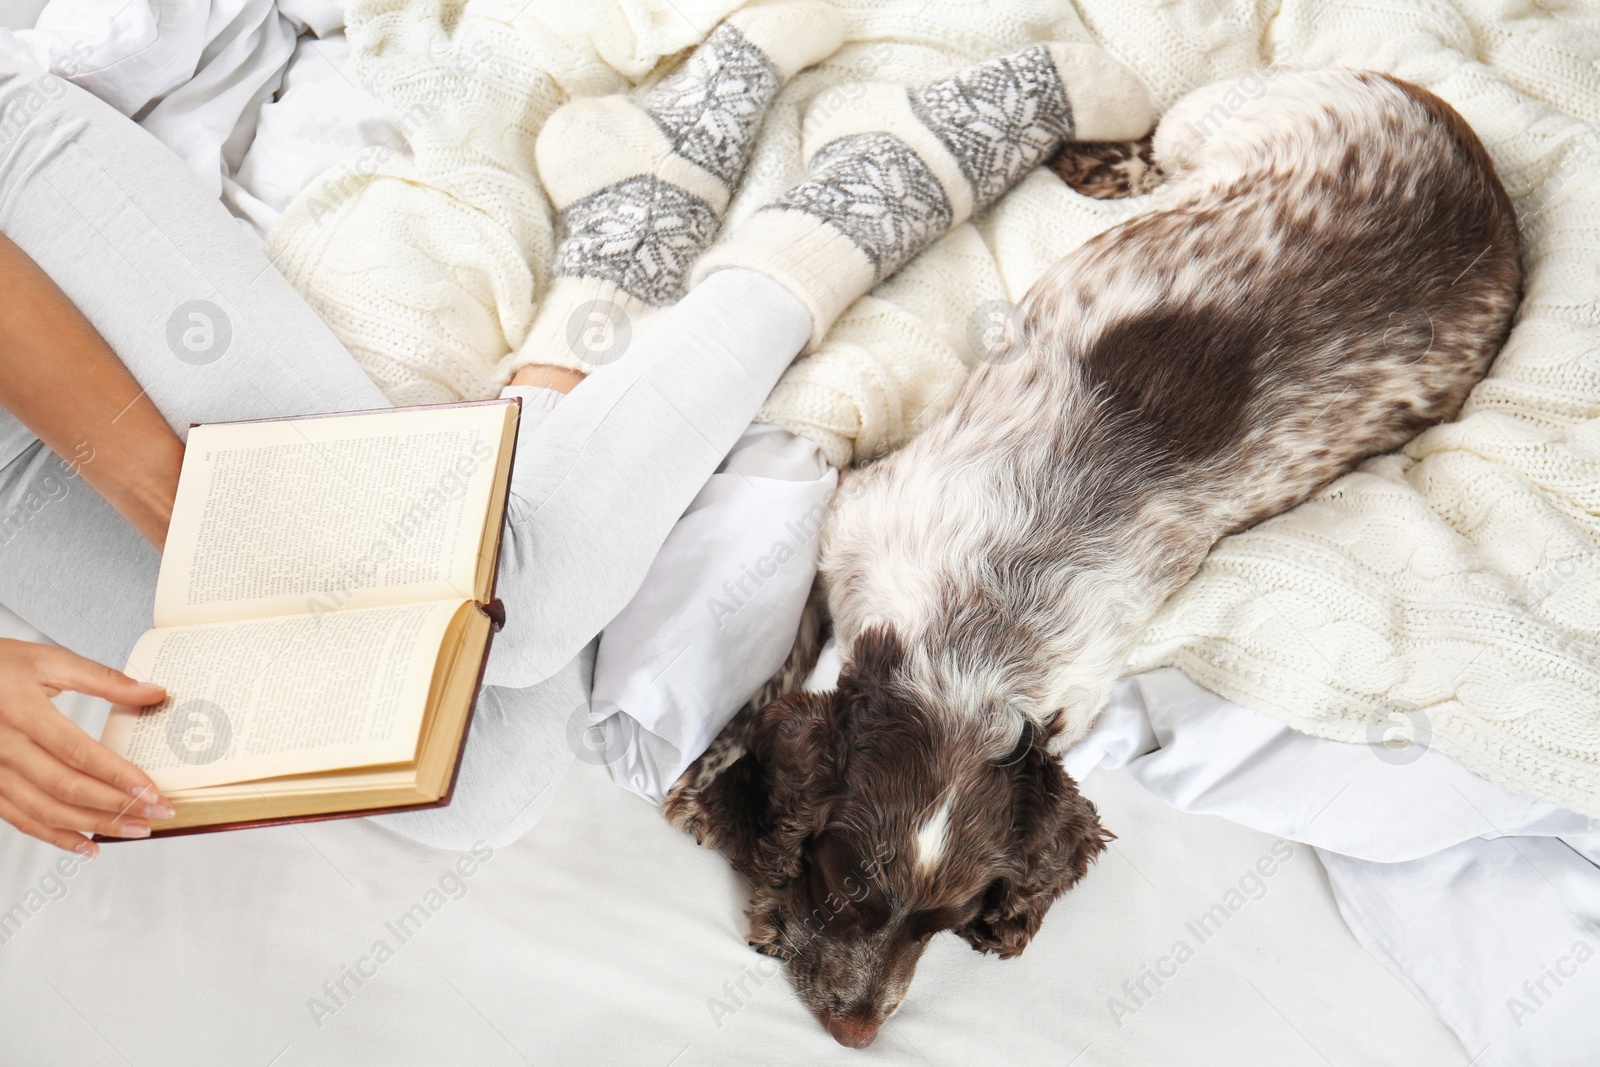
[1079,302,1259,461]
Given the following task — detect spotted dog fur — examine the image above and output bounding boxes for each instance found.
[1048,133,1161,198]
[666,68,1521,1048]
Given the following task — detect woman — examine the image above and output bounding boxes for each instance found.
[0,54,807,854]
[0,57,410,851]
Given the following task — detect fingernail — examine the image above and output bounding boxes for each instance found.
[128,784,160,802]
[75,840,98,858]
[143,802,175,820]
[115,823,150,839]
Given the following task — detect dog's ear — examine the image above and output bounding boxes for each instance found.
[954,723,1111,958]
[663,690,843,886]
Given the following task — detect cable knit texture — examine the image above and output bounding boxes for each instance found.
[268,0,1600,816]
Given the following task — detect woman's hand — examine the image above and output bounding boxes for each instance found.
[0,639,172,855]
[0,233,184,550]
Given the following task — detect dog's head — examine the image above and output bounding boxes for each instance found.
[665,628,1109,1048]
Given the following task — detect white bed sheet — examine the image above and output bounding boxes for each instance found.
[0,611,1466,1067]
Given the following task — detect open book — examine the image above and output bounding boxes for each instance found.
[100,400,520,836]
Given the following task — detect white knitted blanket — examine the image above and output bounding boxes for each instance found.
[269,0,1600,816]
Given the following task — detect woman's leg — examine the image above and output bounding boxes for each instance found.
[0,61,598,854]
[0,58,597,850]
[0,64,387,437]
[0,60,388,661]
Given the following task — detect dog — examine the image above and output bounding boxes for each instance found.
[665,67,1521,1048]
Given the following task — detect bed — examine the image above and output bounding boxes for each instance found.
[0,2,1594,1065]
[0,607,1470,1066]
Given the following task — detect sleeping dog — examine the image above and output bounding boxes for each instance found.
[666,67,1520,1048]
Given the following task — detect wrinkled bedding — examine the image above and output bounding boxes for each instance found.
[269,0,1600,820]
[0,600,1465,1067]
[1,3,1596,1065]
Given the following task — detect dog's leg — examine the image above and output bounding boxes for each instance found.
[1047,133,1161,198]
[662,707,755,843]
[665,575,826,843]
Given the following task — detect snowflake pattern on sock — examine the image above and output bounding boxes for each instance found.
[642,23,781,187]
[555,175,721,306]
[772,132,953,281]
[909,44,1075,211]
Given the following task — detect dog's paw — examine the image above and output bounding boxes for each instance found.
[746,886,798,960]
[1049,134,1161,199]
[662,731,749,845]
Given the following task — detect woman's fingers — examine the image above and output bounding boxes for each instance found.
[0,640,172,851]
[0,768,150,838]
[0,793,98,856]
[2,691,167,810]
[30,643,165,706]
[0,722,168,819]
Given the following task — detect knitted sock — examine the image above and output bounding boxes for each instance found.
[691,42,1154,342]
[499,1,843,379]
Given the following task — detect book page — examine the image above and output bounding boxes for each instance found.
[156,403,512,627]
[102,600,463,791]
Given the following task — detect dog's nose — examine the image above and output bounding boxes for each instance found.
[825,1016,881,1048]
